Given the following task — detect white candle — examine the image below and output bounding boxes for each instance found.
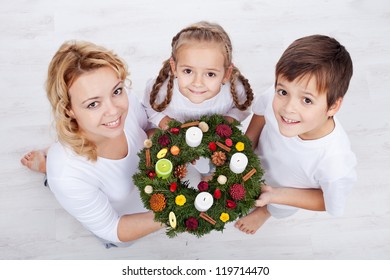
[185,126,203,147]
[229,152,248,174]
[194,192,214,212]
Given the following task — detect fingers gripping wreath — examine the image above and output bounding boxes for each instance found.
[133,114,264,237]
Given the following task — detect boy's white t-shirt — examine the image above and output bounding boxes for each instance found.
[253,87,357,218]
[46,92,148,243]
[142,78,251,127]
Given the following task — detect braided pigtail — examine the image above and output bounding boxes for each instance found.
[149,59,174,112]
[229,66,254,110]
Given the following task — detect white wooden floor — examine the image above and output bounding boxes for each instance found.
[1,0,390,260]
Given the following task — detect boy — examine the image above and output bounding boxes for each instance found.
[235,35,357,234]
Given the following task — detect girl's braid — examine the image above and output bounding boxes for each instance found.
[149,59,174,112]
[229,66,254,110]
[150,22,254,112]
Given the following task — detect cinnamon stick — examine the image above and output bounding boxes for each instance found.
[199,212,216,225]
[181,121,200,128]
[216,141,231,152]
[243,168,256,181]
[145,149,151,167]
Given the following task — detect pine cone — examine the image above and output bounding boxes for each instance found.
[211,151,226,166]
[174,164,188,179]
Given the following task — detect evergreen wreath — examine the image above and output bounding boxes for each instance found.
[133,114,264,237]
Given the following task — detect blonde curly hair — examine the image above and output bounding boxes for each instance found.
[46,40,129,161]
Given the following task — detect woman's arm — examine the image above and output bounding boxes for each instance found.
[117,211,164,242]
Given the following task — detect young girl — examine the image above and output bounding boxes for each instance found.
[21,41,163,247]
[142,21,254,129]
[236,35,357,234]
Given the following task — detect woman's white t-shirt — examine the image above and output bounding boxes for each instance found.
[47,93,148,243]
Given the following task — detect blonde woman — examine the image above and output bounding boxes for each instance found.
[21,41,163,247]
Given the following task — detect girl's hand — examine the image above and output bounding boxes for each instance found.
[255,185,274,207]
[159,116,173,130]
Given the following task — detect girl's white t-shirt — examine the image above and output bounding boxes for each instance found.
[142,78,251,127]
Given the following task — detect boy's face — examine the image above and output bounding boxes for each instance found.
[272,75,341,140]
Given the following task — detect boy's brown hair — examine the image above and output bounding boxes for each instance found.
[275,35,353,108]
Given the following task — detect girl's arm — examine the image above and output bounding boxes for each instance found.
[245,114,265,150]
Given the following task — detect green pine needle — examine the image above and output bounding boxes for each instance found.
[133,114,264,238]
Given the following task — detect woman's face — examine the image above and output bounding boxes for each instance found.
[67,66,128,144]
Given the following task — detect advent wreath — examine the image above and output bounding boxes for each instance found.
[133,114,264,237]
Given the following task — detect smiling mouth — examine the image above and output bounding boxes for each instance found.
[189,89,206,95]
[104,118,120,127]
[281,116,299,124]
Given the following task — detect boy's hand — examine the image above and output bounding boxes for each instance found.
[255,185,273,207]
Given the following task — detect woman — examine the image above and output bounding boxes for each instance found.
[21,41,163,247]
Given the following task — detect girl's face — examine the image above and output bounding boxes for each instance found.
[272,75,341,140]
[68,67,128,144]
[171,42,229,104]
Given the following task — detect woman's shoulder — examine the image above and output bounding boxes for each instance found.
[47,141,70,162]
[46,142,89,176]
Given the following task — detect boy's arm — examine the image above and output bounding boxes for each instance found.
[245,114,265,150]
[256,185,326,211]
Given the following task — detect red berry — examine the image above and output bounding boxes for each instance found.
[170,182,177,192]
[208,142,217,151]
[214,188,221,199]
[170,127,180,135]
[225,138,233,147]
